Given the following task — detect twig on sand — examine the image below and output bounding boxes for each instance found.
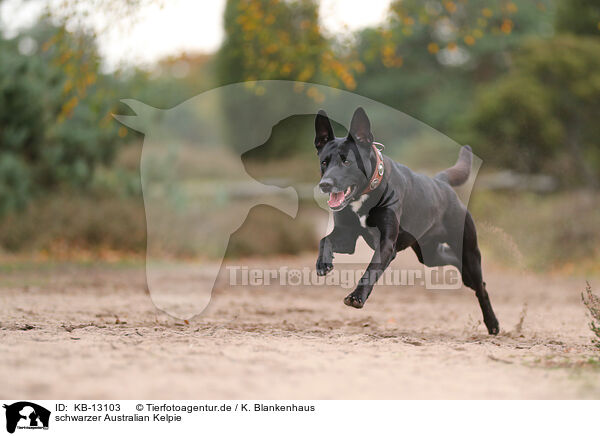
[488,355,513,365]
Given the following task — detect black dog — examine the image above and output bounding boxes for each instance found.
[314,107,499,335]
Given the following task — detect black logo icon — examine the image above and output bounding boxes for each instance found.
[3,402,50,434]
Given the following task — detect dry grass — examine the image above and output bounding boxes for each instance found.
[0,191,319,260]
[2,140,599,268]
[470,189,600,272]
[582,283,600,349]
[0,192,147,258]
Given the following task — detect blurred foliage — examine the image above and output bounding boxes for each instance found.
[555,0,600,36]
[354,0,554,131]
[217,0,362,89]
[1,0,600,260]
[217,0,363,157]
[119,53,217,110]
[464,35,600,186]
[219,0,557,156]
[0,21,126,215]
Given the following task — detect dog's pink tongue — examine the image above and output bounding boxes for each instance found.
[328,191,345,208]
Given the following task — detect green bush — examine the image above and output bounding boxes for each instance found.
[556,0,600,36]
[464,35,600,186]
[0,22,126,215]
[0,154,33,216]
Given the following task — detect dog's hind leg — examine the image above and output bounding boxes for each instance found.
[461,212,499,335]
[414,241,462,270]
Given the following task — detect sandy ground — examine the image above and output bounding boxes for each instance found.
[1,251,599,400]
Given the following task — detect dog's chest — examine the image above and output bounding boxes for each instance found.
[350,194,369,228]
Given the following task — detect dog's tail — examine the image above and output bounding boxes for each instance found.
[435,145,472,187]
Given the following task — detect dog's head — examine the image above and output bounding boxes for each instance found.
[315,107,376,211]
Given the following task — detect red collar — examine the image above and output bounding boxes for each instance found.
[361,142,385,195]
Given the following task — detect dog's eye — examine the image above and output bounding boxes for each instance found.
[321,161,327,167]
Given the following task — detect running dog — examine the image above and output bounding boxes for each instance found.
[314,107,499,335]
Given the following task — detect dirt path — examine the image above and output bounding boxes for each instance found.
[1,253,599,399]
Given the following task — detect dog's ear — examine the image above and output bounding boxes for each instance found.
[315,110,334,149]
[348,107,373,145]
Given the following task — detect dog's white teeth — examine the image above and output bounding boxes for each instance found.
[345,186,351,195]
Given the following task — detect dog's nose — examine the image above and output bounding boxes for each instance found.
[319,179,334,193]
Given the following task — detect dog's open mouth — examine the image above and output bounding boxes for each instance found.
[327,185,356,210]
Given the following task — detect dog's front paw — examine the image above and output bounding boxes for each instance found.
[343,293,364,309]
[316,258,334,276]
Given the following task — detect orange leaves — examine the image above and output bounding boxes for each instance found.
[58,95,78,122]
[505,2,518,14]
[264,43,279,55]
[321,53,358,90]
[63,80,73,94]
[352,60,365,75]
[341,72,357,90]
[381,0,536,64]
[382,44,395,58]
[444,1,457,14]
[464,35,476,46]
[428,42,440,54]
[380,29,403,69]
[297,65,314,82]
[226,0,361,92]
[306,86,325,103]
[280,63,293,76]
[38,26,104,124]
[42,39,54,52]
[501,19,514,34]
[382,44,403,68]
[85,72,96,86]
[59,50,72,64]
